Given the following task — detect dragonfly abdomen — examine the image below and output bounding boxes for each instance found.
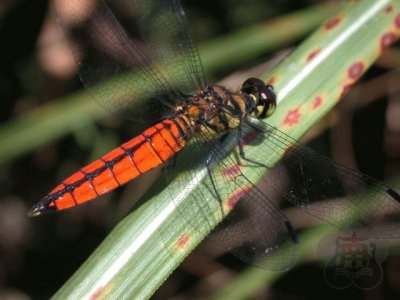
[29,119,188,216]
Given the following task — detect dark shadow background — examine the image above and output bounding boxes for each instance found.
[0,0,399,299]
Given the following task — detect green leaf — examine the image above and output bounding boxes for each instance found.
[52,0,399,299]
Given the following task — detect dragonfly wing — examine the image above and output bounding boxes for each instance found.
[53,0,182,122]
[133,0,208,94]
[240,117,400,239]
[165,137,298,270]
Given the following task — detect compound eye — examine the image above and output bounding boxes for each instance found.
[240,78,264,96]
[241,78,277,118]
[260,85,276,117]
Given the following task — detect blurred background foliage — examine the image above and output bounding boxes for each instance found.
[0,0,399,299]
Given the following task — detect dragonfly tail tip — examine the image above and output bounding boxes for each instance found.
[27,205,44,217]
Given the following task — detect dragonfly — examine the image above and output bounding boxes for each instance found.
[29,0,400,270]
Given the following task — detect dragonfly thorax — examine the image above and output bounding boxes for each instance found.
[174,85,249,140]
[174,79,276,141]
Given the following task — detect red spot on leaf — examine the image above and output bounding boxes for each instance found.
[311,96,323,110]
[283,108,301,127]
[227,187,249,210]
[348,62,364,80]
[395,13,400,28]
[221,164,241,178]
[267,77,276,86]
[176,233,190,250]
[325,16,341,30]
[385,5,393,13]
[306,49,321,62]
[381,32,397,50]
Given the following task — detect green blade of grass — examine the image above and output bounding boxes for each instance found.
[52,0,400,299]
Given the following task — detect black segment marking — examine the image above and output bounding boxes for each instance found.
[80,170,99,196]
[62,182,78,205]
[101,158,121,186]
[143,133,165,163]
[154,124,175,153]
[43,122,176,205]
[172,117,190,140]
[168,119,188,147]
[121,144,141,174]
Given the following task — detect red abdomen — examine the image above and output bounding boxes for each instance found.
[29,119,188,216]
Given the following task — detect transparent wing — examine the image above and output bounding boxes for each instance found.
[133,0,207,94]
[240,117,400,238]
[53,0,191,122]
[163,111,400,269]
[166,134,299,270]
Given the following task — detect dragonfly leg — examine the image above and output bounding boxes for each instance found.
[237,121,246,158]
[206,155,225,217]
[237,120,268,168]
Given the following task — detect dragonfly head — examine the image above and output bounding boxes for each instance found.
[240,78,276,119]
